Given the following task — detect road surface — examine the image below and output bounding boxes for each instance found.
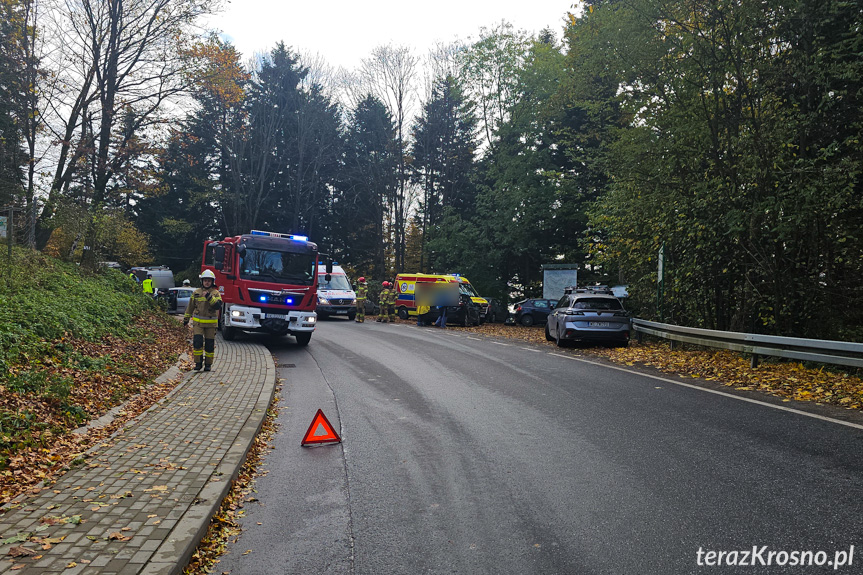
[217,320,863,574]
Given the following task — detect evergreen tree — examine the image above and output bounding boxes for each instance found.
[410,75,478,272]
[336,94,397,278]
[0,0,26,206]
[137,37,246,269]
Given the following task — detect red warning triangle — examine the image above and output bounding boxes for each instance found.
[301,409,341,446]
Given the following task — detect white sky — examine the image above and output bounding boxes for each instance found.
[205,1,575,72]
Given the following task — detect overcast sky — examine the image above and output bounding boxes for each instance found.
[205,1,575,71]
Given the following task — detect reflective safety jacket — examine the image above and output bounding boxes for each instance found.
[386,288,397,305]
[378,287,390,306]
[356,284,368,301]
[142,278,154,294]
[184,286,222,325]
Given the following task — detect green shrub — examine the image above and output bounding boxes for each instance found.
[0,247,159,372]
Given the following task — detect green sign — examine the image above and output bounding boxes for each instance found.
[0,216,6,238]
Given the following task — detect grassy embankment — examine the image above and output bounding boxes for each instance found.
[0,247,188,503]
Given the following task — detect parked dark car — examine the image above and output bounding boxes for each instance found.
[363,299,381,316]
[545,292,630,346]
[422,293,482,327]
[483,298,509,323]
[512,299,557,327]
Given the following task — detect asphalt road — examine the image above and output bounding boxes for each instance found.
[217,320,863,575]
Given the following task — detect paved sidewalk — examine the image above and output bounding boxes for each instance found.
[0,336,276,575]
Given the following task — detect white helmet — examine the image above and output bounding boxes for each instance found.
[199,269,216,280]
[182,279,191,286]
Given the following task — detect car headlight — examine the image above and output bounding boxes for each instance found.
[318,297,329,305]
[350,299,357,305]
[307,315,317,323]
[231,310,243,317]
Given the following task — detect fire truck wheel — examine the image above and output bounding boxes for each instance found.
[295,332,311,346]
[397,307,408,320]
[223,326,237,341]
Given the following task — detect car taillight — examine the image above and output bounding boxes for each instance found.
[516,306,522,311]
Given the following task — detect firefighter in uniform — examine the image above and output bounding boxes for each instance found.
[355,277,367,323]
[376,281,390,322]
[387,281,398,322]
[183,269,222,371]
[142,274,154,295]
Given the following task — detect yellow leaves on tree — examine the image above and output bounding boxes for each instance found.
[44,206,152,266]
[184,37,250,109]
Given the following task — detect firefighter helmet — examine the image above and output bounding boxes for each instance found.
[382,281,389,288]
[199,269,216,280]
[182,279,191,286]
[358,277,365,283]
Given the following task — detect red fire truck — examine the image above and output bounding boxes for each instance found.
[201,230,329,346]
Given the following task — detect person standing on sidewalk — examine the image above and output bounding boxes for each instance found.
[183,270,222,371]
[355,277,368,323]
[377,281,390,323]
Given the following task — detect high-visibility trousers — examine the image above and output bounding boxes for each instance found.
[192,318,217,366]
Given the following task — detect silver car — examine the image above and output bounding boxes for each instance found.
[545,292,630,347]
[167,287,195,315]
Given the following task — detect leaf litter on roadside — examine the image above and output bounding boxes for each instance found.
[419,319,863,411]
[182,382,282,574]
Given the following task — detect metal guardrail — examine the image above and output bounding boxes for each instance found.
[631,318,863,369]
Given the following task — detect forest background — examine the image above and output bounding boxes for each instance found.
[0,0,861,341]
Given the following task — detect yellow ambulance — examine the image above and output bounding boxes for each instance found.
[394,273,489,322]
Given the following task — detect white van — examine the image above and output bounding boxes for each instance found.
[130,266,175,291]
[316,264,357,320]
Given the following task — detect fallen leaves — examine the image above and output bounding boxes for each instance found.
[183,383,281,575]
[7,546,37,558]
[108,532,131,542]
[0,312,189,505]
[39,514,82,526]
[454,322,863,410]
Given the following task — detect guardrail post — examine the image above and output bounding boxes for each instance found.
[750,353,759,369]
[669,339,677,351]
[637,330,643,344]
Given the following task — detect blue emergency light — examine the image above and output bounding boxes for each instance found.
[250,230,308,241]
[285,298,294,305]
[259,295,267,302]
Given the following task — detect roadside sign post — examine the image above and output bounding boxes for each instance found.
[657,243,665,324]
[1,206,23,291]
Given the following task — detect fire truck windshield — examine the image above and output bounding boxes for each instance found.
[239,248,316,285]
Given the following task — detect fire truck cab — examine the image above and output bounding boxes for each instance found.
[202,230,323,346]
